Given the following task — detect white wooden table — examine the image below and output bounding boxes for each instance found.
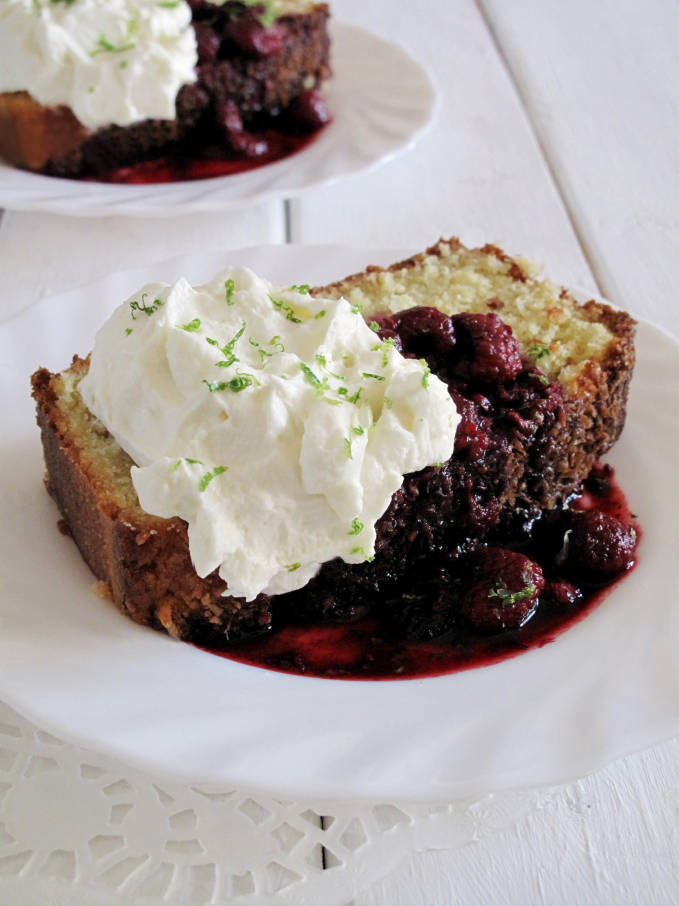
[1,0,678,902]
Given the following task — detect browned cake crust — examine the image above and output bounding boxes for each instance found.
[2,3,330,178]
[31,240,636,645]
[0,92,90,172]
[31,360,272,644]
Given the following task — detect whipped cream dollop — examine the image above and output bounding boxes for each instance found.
[79,268,460,601]
[0,0,197,130]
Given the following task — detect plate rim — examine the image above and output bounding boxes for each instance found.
[0,23,437,218]
[1,243,678,803]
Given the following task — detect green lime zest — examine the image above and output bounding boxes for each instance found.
[198,465,228,493]
[269,293,302,323]
[129,293,163,320]
[528,342,550,361]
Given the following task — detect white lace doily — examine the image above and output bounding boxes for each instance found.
[0,701,551,906]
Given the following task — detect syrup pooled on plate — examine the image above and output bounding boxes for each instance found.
[98,122,328,185]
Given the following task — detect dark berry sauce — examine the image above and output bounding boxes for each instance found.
[91,121,328,185]
[205,465,639,680]
[96,121,327,185]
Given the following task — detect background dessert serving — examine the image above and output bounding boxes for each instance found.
[0,0,331,180]
[31,238,638,678]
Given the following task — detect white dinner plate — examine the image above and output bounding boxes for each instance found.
[0,24,436,217]
[1,244,678,803]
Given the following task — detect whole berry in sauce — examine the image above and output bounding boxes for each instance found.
[193,23,221,62]
[561,510,637,583]
[545,578,582,607]
[460,548,545,632]
[391,306,456,359]
[215,99,244,135]
[451,312,523,383]
[225,11,284,57]
[288,90,332,131]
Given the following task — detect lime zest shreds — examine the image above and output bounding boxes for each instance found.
[202,370,259,393]
[269,293,302,324]
[344,436,353,459]
[207,320,246,368]
[198,465,228,493]
[488,583,535,606]
[419,358,431,389]
[285,562,301,572]
[369,321,380,333]
[350,546,374,563]
[226,372,260,392]
[181,317,201,332]
[203,379,228,392]
[289,284,310,294]
[225,279,236,305]
[241,0,276,28]
[528,342,550,361]
[314,310,326,319]
[91,17,137,55]
[381,337,396,367]
[300,362,321,388]
[362,372,385,382]
[129,293,163,320]
[299,362,329,393]
[348,517,364,535]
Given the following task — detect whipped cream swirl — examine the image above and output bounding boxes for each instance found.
[0,0,197,130]
[79,267,460,601]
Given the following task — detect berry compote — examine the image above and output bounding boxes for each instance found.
[204,307,639,679]
[90,2,332,184]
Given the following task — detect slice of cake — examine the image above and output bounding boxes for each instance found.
[31,239,635,648]
[0,0,331,178]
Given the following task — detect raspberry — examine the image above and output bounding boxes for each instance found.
[287,90,332,131]
[460,548,544,632]
[562,511,637,583]
[451,313,523,383]
[391,306,456,359]
[225,12,284,57]
[215,100,244,135]
[545,579,581,606]
[193,23,220,62]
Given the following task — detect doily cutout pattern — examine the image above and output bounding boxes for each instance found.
[0,701,551,905]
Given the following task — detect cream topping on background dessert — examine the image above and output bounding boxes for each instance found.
[79,267,459,601]
[0,0,197,131]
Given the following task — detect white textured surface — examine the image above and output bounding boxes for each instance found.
[1,0,679,902]
[0,206,284,322]
[0,700,550,906]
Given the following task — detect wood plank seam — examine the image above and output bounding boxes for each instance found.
[474,0,604,297]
